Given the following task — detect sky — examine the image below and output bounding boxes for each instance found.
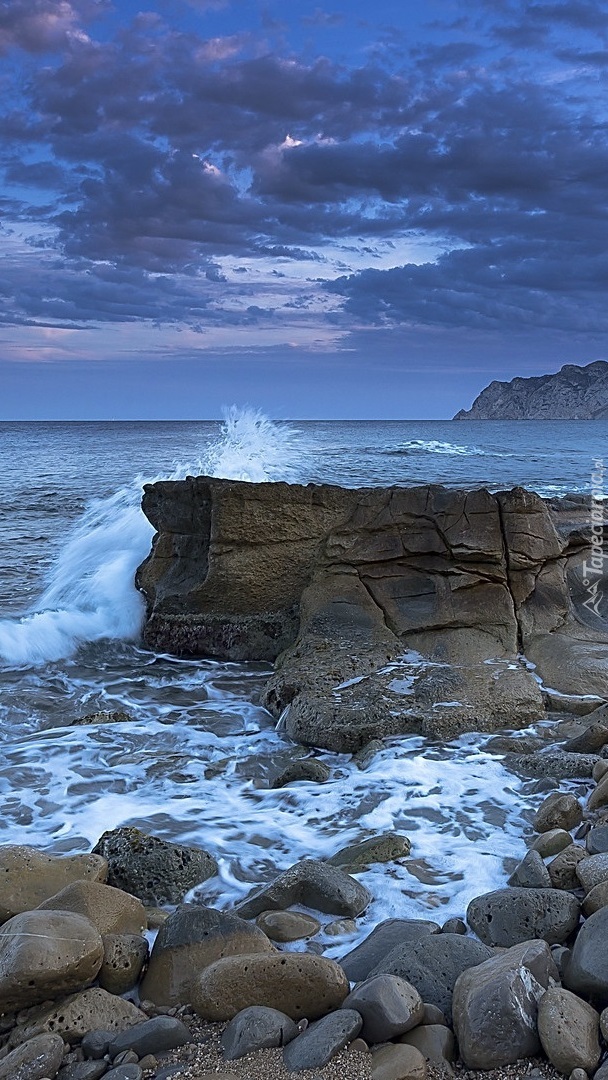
[1,0,607,419]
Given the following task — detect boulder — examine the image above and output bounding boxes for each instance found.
[339,919,440,983]
[282,1009,363,1071]
[0,846,107,923]
[564,906,608,1003]
[221,1006,298,1060]
[0,910,103,1012]
[508,848,552,888]
[588,773,608,811]
[37,880,146,936]
[139,903,274,1006]
[191,951,349,1021]
[271,760,330,786]
[533,792,583,833]
[399,1024,455,1066]
[98,933,149,995]
[342,974,424,1043]
[0,1032,65,1080]
[582,880,608,916]
[452,939,559,1069]
[586,825,608,855]
[548,845,588,889]
[91,827,217,905]
[531,829,574,858]
[563,722,608,755]
[108,1017,192,1059]
[576,853,608,892]
[255,910,320,942]
[56,1062,109,1080]
[466,888,580,946]
[6,988,145,1049]
[368,933,492,1022]
[371,1042,427,1080]
[235,859,372,919]
[538,987,601,1074]
[328,833,411,868]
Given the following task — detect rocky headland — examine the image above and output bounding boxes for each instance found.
[136,476,608,752]
[453,361,608,420]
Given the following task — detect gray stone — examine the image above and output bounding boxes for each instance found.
[109,1017,192,1059]
[576,853,608,892]
[508,848,552,888]
[586,825,608,855]
[339,919,440,983]
[328,833,411,869]
[0,1033,65,1080]
[466,887,580,947]
[564,906,608,1003]
[368,933,492,1023]
[81,1029,114,1059]
[342,974,424,1044]
[421,1003,448,1026]
[534,792,584,833]
[282,1009,363,1071]
[57,1062,108,1080]
[509,752,599,780]
[352,740,385,770]
[588,773,608,811]
[582,881,608,916]
[593,760,608,782]
[235,859,372,919]
[6,988,145,1050]
[139,903,274,1006]
[371,1042,427,1080]
[452,939,559,1069]
[548,845,588,889]
[104,1068,142,1080]
[441,918,467,935]
[538,987,601,1074]
[563,723,608,755]
[92,827,217,905]
[255,911,320,942]
[271,760,330,786]
[399,1025,455,1066]
[531,829,574,858]
[221,1006,298,1059]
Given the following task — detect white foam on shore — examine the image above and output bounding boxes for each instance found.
[0,408,301,668]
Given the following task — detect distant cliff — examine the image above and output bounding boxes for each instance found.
[454,361,608,419]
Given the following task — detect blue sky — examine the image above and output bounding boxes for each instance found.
[1,0,607,418]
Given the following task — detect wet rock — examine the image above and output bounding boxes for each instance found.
[534,792,584,833]
[92,827,217,905]
[74,710,134,725]
[139,903,274,1006]
[282,1009,363,1071]
[328,833,411,869]
[271,760,330,786]
[342,974,424,1043]
[352,740,385,770]
[235,859,372,919]
[221,1006,298,1059]
[104,1067,142,1080]
[81,1029,114,1058]
[508,848,552,888]
[57,1061,109,1080]
[7,988,145,1049]
[564,906,608,1003]
[371,1042,427,1080]
[452,939,558,1069]
[538,987,601,1074]
[108,1016,192,1059]
[0,845,107,923]
[368,933,492,1023]
[593,760,608,782]
[255,910,320,942]
[38,881,147,936]
[531,829,574,858]
[441,918,467,935]
[191,951,350,1022]
[586,825,608,854]
[505,752,598,780]
[588,773,608,812]
[582,880,608,916]
[339,919,440,983]
[548,845,588,889]
[324,918,357,937]
[576,853,608,892]
[0,1032,65,1080]
[0,910,103,1012]
[399,1024,455,1067]
[467,887,580,947]
[99,933,149,995]
[563,722,608,755]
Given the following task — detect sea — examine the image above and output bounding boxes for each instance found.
[0,411,605,952]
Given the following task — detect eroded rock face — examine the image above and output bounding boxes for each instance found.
[136,477,608,751]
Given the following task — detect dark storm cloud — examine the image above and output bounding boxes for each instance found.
[1,0,607,341]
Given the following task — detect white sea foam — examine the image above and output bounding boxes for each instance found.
[388,439,483,456]
[0,407,301,668]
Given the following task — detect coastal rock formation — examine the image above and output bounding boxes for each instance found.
[454,360,608,419]
[136,476,608,752]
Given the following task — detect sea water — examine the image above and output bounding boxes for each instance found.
[0,411,604,952]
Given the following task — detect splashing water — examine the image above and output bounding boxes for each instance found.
[0,408,302,668]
